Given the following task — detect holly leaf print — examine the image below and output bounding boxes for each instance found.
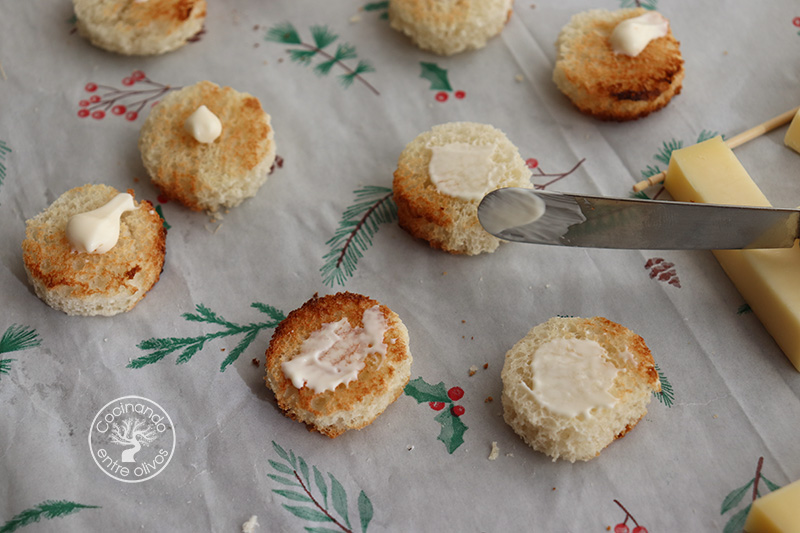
[404,377,451,404]
[434,409,468,454]
[419,62,452,91]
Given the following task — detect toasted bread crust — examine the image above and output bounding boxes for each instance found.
[74,0,206,56]
[265,292,412,438]
[22,184,166,316]
[389,0,513,55]
[553,8,684,121]
[501,316,660,462]
[393,122,532,255]
[139,81,276,212]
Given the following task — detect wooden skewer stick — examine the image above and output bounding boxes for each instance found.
[632,105,800,192]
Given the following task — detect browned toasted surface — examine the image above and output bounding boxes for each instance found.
[265,292,412,438]
[76,0,206,33]
[553,9,684,121]
[139,81,275,212]
[22,184,166,315]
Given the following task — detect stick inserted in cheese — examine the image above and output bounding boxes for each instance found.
[744,478,800,532]
[784,108,800,154]
[665,136,800,371]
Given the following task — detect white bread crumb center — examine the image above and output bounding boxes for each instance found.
[529,338,619,417]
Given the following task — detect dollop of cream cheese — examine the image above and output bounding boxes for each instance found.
[428,142,496,201]
[281,306,389,394]
[66,193,137,254]
[530,338,619,417]
[609,12,669,57]
[184,105,222,144]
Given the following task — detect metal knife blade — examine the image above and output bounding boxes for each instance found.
[477,188,800,250]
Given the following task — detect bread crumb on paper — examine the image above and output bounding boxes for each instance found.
[242,515,259,533]
[469,365,478,376]
[489,441,499,460]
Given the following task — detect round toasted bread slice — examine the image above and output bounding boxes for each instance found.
[389,0,513,56]
[265,292,412,438]
[501,316,660,462]
[22,184,166,316]
[139,80,276,213]
[73,0,206,56]
[553,8,684,121]
[392,122,532,255]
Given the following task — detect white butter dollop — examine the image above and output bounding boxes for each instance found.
[66,193,137,254]
[184,105,222,144]
[429,143,496,201]
[609,12,669,57]
[530,338,619,417]
[281,306,388,394]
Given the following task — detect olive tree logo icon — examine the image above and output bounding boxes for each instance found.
[89,395,175,483]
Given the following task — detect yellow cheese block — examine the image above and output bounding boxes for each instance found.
[744,478,800,533]
[784,109,800,154]
[665,136,800,371]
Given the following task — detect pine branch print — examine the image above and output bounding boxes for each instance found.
[0,325,41,382]
[265,23,379,95]
[0,324,41,354]
[620,0,658,9]
[129,303,285,371]
[0,140,10,190]
[363,1,389,19]
[652,363,674,407]
[654,139,683,166]
[269,441,374,533]
[321,186,397,287]
[0,500,99,533]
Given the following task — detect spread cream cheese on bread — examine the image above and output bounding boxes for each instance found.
[184,105,222,144]
[66,193,137,253]
[281,306,389,393]
[428,143,496,201]
[529,338,619,417]
[609,12,669,56]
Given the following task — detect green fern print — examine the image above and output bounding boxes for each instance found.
[0,140,10,190]
[0,324,41,382]
[265,23,379,95]
[721,457,781,533]
[269,441,374,533]
[0,500,99,533]
[321,186,397,287]
[619,0,658,9]
[129,303,285,372]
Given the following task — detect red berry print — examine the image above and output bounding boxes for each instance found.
[612,500,647,533]
[526,158,539,169]
[793,16,800,27]
[451,405,465,417]
[429,401,445,411]
[454,90,466,99]
[157,194,170,204]
[77,109,90,118]
[645,257,681,288]
[76,73,175,123]
[435,91,448,102]
[447,386,464,401]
